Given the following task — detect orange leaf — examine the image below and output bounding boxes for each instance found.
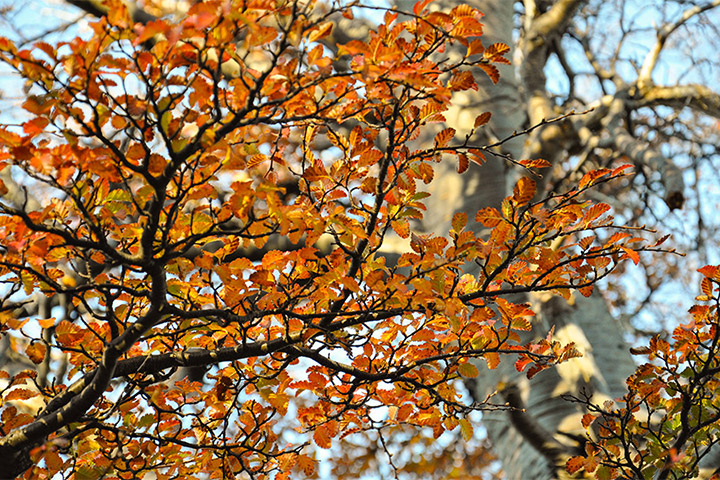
[519,158,551,169]
[578,285,594,297]
[566,456,585,474]
[457,153,469,173]
[296,455,315,476]
[448,70,476,91]
[37,317,56,329]
[451,212,467,232]
[308,22,333,43]
[4,387,38,402]
[26,342,46,364]
[583,203,611,225]
[467,39,484,56]
[581,413,596,428]
[478,63,499,83]
[459,418,473,441]
[413,0,434,15]
[701,276,713,297]
[313,424,332,449]
[474,112,491,128]
[512,177,536,205]
[392,219,410,239]
[699,265,720,280]
[23,117,49,137]
[620,246,639,265]
[246,154,267,169]
[475,207,503,227]
[434,127,455,148]
[484,352,499,369]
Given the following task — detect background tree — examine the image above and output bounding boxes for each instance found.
[0,1,719,479]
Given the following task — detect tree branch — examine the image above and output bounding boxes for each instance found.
[633,84,720,119]
[65,0,157,24]
[638,0,720,90]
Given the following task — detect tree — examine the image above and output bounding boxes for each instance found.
[0,1,659,478]
[0,1,719,480]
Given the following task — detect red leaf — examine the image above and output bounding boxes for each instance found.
[515,356,533,372]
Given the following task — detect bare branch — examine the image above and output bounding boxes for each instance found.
[638,0,720,89]
[633,84,720,119]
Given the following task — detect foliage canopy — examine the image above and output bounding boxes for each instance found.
[0,1,710,479]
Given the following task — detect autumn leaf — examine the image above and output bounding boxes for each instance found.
[512,177,536,205]
[434,127,455,148]
[26,342,46,364]
[475,207,503,227]
[519,158,551,169]
[459,418,474,441]
[566,456,585,474]
[457,153,469,173]
[313,427,331,449]
[458,362,479,378]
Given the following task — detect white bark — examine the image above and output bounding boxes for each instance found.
[396,1,640,478]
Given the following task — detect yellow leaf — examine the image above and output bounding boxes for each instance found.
[459,418,473,441]
[458,362,479,378]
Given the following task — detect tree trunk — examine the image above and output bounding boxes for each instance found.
[396,0,639,478]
